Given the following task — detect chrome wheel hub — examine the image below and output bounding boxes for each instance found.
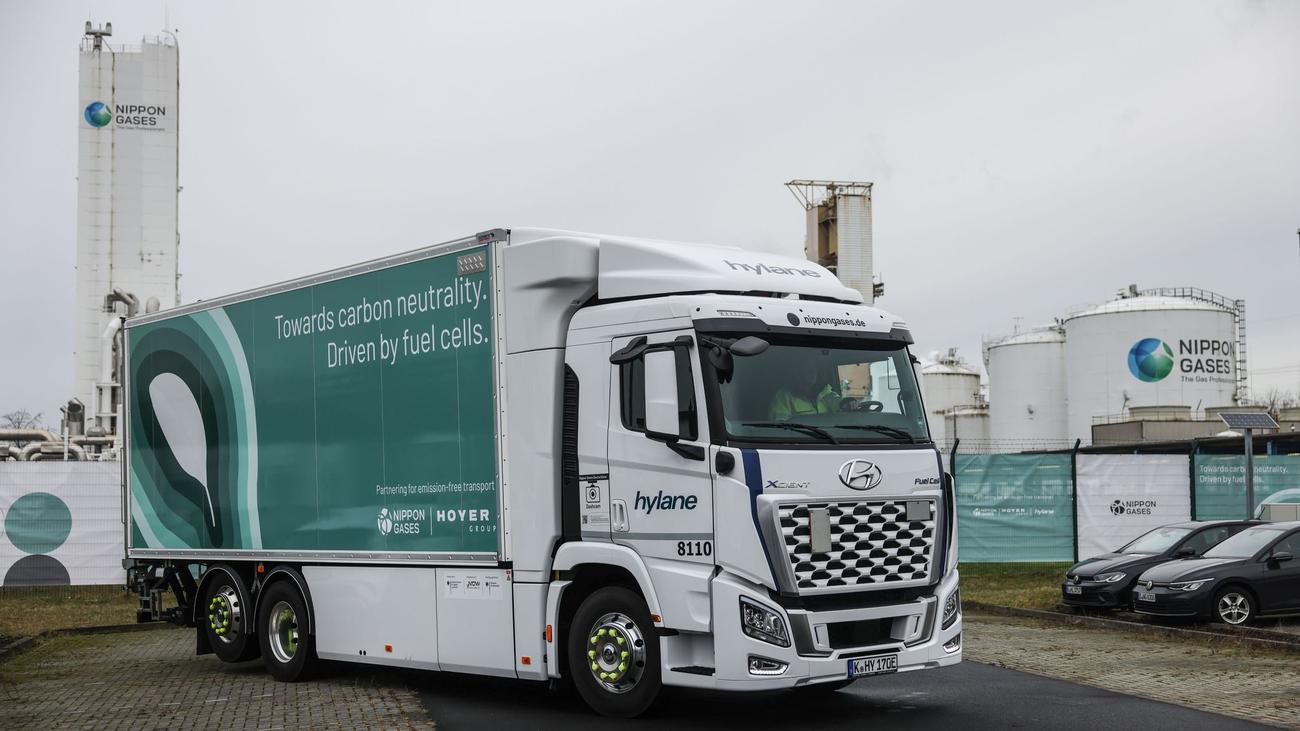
[267,600,300,664]
[1218,593,1249,625]
[207,586,241,644]
[586,612,646,694]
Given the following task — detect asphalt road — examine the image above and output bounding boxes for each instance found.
[417,662,1273,730]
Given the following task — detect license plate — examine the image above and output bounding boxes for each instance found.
[1065,585,1083,595]
[848,654,898,678]
[1136,591,1156,603]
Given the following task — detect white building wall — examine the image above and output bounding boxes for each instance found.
[75,38,179,426]
[834,193,873,304]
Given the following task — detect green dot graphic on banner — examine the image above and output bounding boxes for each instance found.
[5,491,73,555]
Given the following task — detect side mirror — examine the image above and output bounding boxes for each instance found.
[1271,551,1294,564]
[729,336,769,357]
[1174,547,1197,558]
[643,349,681,440]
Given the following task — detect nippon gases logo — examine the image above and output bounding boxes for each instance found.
[1110,499,1156,516]
[82,100,168,129]
[377,507,425,535]
[1127,338,1175,382]
[83,101,112,128]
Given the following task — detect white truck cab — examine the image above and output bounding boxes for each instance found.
[510,229,961,714]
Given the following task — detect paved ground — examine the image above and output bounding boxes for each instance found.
[0,616,1296,730]
[0,629,432,730]
[966,613,1300,729]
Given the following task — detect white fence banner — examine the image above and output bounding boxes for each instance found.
[1075,454,1191,559]
[0,461,124,586]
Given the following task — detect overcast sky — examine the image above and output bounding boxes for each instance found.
[2,0,1298,423]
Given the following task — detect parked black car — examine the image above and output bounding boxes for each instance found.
[1133,521,1300,625]
[1062,520,1256,610]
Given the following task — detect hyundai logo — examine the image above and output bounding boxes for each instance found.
[838,459,883,491]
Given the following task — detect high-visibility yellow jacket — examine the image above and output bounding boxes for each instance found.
[767,384,841,421]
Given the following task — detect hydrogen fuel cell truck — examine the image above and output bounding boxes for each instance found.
[124,228,961,717]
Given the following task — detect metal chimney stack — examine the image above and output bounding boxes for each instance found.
[785,180,879,304]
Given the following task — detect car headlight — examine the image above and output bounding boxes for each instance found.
[1095,572,1127,583]
[739,597,790,647]
[1169,578,1213,592]
[942,587,961,629]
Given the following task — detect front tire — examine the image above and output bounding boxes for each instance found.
[567,586,662,718]
[1214,586,1255,626]
[258,581,316,681]
[202,568,259,663]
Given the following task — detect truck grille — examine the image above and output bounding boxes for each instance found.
[777,500,935,591]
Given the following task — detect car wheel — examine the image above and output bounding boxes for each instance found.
[1214,586,1255,626]
[202,567,259,663]
[567,586,661,718]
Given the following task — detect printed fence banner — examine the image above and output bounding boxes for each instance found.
[954,453,1074,562]
[1075,454,1191,559]
[1193,454,1300,520]
[0,461,124,586]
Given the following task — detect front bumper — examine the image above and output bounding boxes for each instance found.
[662,569,962,690]
[1131,587,1212,618]
[1061,581,1129,609]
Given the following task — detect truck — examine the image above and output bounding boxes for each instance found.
[123,228,961,717]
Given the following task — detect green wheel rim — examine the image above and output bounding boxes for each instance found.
[585,612,646,694]
[208,586,242,644]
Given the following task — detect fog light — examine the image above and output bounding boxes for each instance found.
[942,587,961,629]
[748,655,788,676]
[944,633,961,653]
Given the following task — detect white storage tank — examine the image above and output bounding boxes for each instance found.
[1063,288,1239,444]
[920,348,981,450]
[944,405,991,453]
[985,327,1069,450]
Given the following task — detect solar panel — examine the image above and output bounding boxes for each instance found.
[1218,412,1280,430]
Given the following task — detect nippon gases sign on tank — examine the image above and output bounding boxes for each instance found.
[1127,337,1235,385]
[82,100,170,130]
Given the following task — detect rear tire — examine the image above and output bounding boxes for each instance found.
[567,586,662,718]
[201,568,259,663]
[258,581,316,681]
[1214,586,1255,626]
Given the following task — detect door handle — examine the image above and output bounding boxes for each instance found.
[611,500,629,533]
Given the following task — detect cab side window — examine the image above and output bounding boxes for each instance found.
[1272,533,1299,557]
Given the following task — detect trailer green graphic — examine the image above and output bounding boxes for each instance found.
[127,245,498,555]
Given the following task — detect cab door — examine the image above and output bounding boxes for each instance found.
[606,331,715,567]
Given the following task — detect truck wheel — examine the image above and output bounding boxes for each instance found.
[202,569,259,663]
[258,581,316,681]
[568,586,662,718]
[1214,586,1255,626]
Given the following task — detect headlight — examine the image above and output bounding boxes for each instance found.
[739,597,790,647]
[942,587,961,629]
[1169,578,1212,592]
[1095,572,1127,583]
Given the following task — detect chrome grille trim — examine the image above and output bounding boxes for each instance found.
[773,498,936,594]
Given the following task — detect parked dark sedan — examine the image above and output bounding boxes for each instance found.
[1133,521,1300,625]
[1062,520,1256,610]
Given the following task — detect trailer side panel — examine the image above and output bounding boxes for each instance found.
[125,243,498,558]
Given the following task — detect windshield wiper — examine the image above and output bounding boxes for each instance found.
[830,424,918,443]
[741,421,839,444]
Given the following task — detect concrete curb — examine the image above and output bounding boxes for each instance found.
[966,601,1300,654]
[0,621,176,662]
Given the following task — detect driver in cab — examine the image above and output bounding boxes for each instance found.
[768,367,846,421]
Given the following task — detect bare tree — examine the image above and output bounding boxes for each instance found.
[1,409,47,430]
[1258,387,1297,418]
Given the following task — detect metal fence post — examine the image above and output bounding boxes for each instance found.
[1070,439,1081,562]
[1188,439,1199,521]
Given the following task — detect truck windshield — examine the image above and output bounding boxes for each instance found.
[709,336,930,445]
